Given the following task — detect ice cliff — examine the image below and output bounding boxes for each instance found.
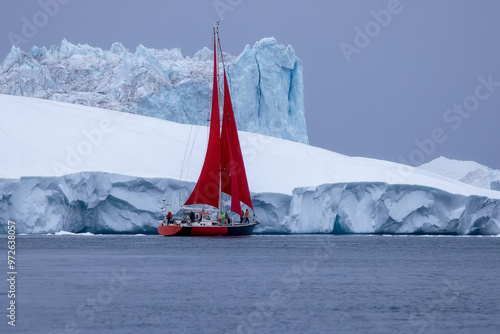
[286,183,500,235]
[1,173,499,235]
[0,38,307,143]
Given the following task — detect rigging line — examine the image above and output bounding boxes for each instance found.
[216,26,226,74]
[216,25,228,126]
[179,122,194,183]
[184,124,202,180]
[206,109,210,152]
[178,123,193,207]
[178,122,202,207]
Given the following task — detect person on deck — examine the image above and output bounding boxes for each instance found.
[221,212,226,225]
[241,210,244,223]
[245,209,250,223]
[189,211,195,223]
[167,210,172,224]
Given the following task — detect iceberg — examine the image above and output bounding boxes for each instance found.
[1,94,500,235]
[1,174,499,235]
[419,156,500,191]
[0,38,307,143]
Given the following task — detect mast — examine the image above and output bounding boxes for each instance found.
[215,21,222,218]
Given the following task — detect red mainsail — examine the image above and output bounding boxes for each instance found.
[184,28,253,214]
[184,35,221,209]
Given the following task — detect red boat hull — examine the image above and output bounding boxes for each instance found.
[158,223,257,236]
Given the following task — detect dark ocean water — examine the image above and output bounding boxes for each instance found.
[1,234,499,334]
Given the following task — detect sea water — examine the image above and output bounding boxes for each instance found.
[0,234,499,334]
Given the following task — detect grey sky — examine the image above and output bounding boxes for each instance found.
[2,0,500,169]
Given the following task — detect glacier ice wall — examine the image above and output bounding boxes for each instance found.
[0,173,190,234]
[0,38,307,143]
[1,173,499,235]
[287,183,500,235]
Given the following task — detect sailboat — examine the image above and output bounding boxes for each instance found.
[158,22,259,236]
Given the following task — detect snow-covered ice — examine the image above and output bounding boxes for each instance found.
[1,94,500,234]
[419,156,500,191]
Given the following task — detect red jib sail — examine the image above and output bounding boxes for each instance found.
[184,35,221,209]
[221,69,253,213]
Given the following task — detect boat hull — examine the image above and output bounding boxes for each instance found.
[158,223,257,236]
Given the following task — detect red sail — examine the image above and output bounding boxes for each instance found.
[184,36,221,208]
[221,70,253,213]
[221,120,241,214]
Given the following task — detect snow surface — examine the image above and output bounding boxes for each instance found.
[419,156,500,191]
[1,94,500,234]
[0,38,307,143]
